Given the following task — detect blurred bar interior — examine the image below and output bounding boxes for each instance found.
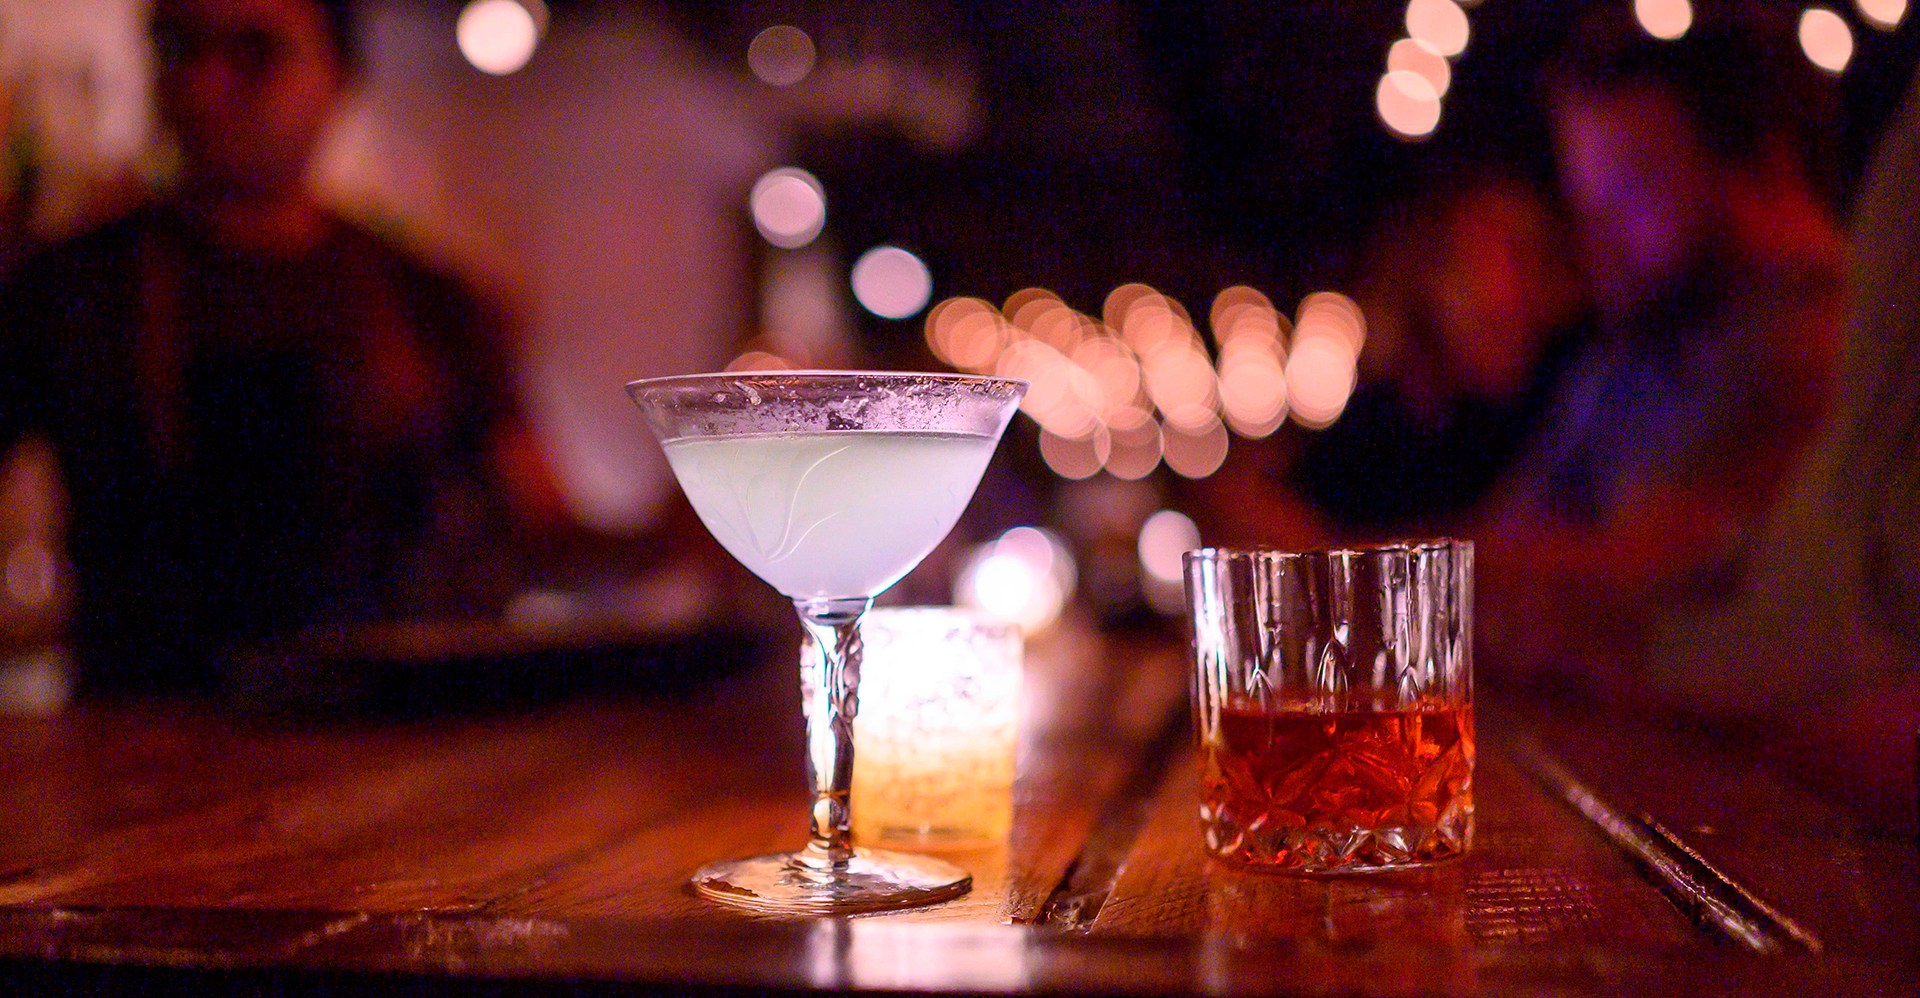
[1,0,1918,822]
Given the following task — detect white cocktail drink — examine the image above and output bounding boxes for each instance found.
[626,371,1025,915]
[662,430,999,600]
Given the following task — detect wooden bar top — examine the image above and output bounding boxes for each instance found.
[0,621,1913,995]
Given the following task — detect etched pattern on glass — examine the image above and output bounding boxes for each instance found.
[1186,542,1474,873]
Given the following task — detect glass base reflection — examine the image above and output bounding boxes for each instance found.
[690,848,971,915]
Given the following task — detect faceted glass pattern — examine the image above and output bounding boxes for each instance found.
[1185,542,1474,873]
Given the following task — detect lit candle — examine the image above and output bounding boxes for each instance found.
[809,607,1022,851]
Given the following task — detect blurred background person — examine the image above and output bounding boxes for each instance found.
[1291,168,1590,539]
[0,74,31,277]
[1477,6,1847,693]
[0,0,588,694]
[1641,66,1920,832]
[1191,168,1589,548]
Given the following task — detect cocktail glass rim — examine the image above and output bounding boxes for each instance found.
[625,367,1027,914]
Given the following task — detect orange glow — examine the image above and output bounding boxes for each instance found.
[750,167,827,249]
[1034,360,1105,441]
[1121,298,1197,357]
[1162,416,1231,479]
[4,542,56,607]
[1405,0,1470,58]
[947,309,1007,372]
[923,296,964,364]
[1141,342,1219,431]
[748,25,816,86]
[1209,285,1273,330]
[998,340,1069,414]
[1102,283,1162,331]
[456,0,544,76]
[925,293,960,360]
[1218,348,1288,435]
[1000,338,1098,442]
[1098,286,1137,329]
[1105,419,1163,480]
[1856,0,1908,30]
[1027,305,1091,353]
[1222,408,1286,441]
[1388,37,1452,98]
[943,283,1342,474]
[1039,427,1108,480]
[1010,295,1066,333]
[925,297,1002,372]
[1799,8,1855,74]
[1105,401,1155,433]
[724,350,795,372]
[1634,0,1693,40]
[1215,303,1286,351]
[1211,287,1287,355]
[1039,401,1100,442]
[1377,70,1442,140]
[1004,287,1064,325]
[1286,335,1357,429]
[1073,337,1143,415]
[1296,291,1367,357]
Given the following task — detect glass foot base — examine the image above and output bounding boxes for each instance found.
[691,848,971,915]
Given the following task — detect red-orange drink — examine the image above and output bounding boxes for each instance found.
[1201,700,1474,871]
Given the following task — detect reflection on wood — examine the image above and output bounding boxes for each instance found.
[0,628,1912,994]
[1088,748,1695,949]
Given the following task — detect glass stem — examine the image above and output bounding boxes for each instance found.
[795,597,872,871]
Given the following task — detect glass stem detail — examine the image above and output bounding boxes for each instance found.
[796,597,872,871]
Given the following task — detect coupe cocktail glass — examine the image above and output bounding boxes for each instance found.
[626,371,1026,914]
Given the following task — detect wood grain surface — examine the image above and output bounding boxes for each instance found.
[0,624,1913,995]
[1088,747,1697,947]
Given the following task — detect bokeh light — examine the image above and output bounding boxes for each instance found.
[1297,291,1367,357]
[954,527,1075,634]
[1856,0,1909,30]
[1136,509,1201,616]
[1286,334,1358,429]
[1117,293,1193,359]
[1102,283,1161,331]
[926,297,1005,372]
[1140,341,1220,431]
[1799,7,1855,74]
[1073,337,1142,416]
[950,311,1008,371]
[850,246,934,319]
[1209,285,1273,330]
[750,167,827,249]
[1634,0,1694,41]
[1038,426,1109,480]
[723,350,795,372]
[1405,0,1470,58]
[1218,344,1288,437]
[1387,37,1452,98]
[1005,286,1064,322]
[1162,417,1231,480]
[1377,70,1442,140]
[926,282,1368,478]
[1026,303,1092,354]
[456,0,544,76]
[747,25,816,86]
[1105,419,1163,480]
[1137,509,1200,585]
